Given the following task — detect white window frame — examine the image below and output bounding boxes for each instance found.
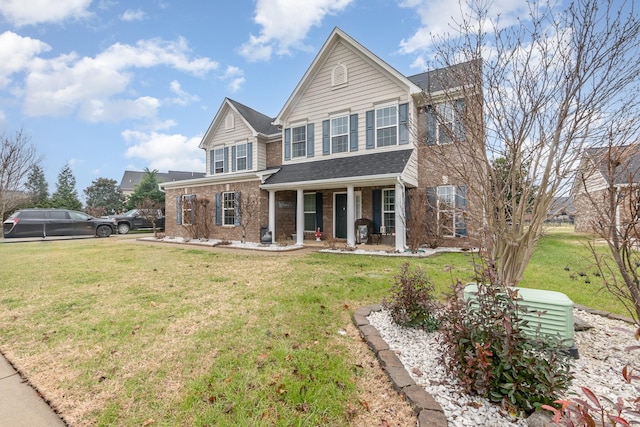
[436,102,455,145]
[181,194,196,226]
[331,115,349,154]
[291,125,306,158]
[437,185,456,237]
[213,147,224,174]
[236,142,248,171]
[375,105,398,147]
[382,188,395,233]
[223,191,236,226]
[304,193,316,232]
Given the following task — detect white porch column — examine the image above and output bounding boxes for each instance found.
[346,185,355,247]
[395,181,406,252]
[296,188,304,245]
[268,190,276,244]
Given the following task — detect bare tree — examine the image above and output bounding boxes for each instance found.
[136,197,164,238]
[181,196,213,240]
[422,0,640,286]
[0,129,41,221]
[237,191,261,243]
[573,114,640,322]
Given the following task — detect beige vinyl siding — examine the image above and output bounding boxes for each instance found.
[282,41,414,162]
[256,136,267,171]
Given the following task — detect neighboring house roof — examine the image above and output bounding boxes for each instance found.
[548,196,575,216]
[262,149,414,190]
[120,170,206,192]
[274,27,422,126]
[583,145,640,186]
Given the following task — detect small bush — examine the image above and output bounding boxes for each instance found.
[383,263,440,331]
[437,271,573,415]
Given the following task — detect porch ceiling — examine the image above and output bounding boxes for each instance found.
[260,149,415,191]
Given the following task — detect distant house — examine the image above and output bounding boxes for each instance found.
[159,27,482,251]
[572,145,640,233]
[119,170,205,198]
[547,196,575,223]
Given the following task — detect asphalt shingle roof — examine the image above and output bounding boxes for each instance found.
[227,98,280,136]
[120,170,205,191]
[408,59,481,93]
[586,145,640,185]
[263,149,413,185]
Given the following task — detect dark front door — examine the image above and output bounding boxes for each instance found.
[335,193,347,238]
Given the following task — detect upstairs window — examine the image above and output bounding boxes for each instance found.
[213,147,225,174]
[236,143,247,171]
[426,99,466,145]
[291,125,306,158]
[376,106,398,147]
[331,116,349,153]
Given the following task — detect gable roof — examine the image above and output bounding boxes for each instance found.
[273,27,422,126]
[199,98,279,149]
[584,145,640,186]
[408,59,482,93]
[261,149,413,190]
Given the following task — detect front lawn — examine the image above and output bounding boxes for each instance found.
[0,227,627,426]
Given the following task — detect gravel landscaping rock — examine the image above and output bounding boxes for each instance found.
[366,308,639,426]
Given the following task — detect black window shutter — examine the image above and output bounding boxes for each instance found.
[399,103,409,145]
[175,195,182,224]
[307,123,314,158]
[455,98,466,141]
[231,146,237,172]
[284,128,291,160]
[349,113,358,151]
[365,110,375,149]
[223,147,229,173]
[425,106,436,145]
[247,142,253,169]
[322,120,330,155]
[215,192,222,226]
[209,150,215,174]
[455,185,467,237]
[234,191,241,226]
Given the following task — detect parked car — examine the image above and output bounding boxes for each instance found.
[107,209,165,234]
[3,209,117,238]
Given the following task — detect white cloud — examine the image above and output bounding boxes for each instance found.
[169,80,199,106]
[239,0,354,62]
[122,130,205,172]
[220,66,245,93]
[22,37,218,120]
[0,0,92,26]
[120,8,145,22]
[397,0,528,67]
[0,31,50,88]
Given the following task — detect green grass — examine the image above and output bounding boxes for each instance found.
[0,228,630,426]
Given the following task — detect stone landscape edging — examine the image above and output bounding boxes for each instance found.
[352,304,448,427]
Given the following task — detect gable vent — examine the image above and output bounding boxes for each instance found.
[225,113,235,131]
[332,63,348,87]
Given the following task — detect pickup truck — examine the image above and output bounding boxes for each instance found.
[107,209,165,234]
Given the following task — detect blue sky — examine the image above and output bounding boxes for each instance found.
[0,0,531,200]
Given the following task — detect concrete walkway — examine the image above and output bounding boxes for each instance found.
[0,355,66,426]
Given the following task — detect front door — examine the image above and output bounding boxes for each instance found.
[335,193,347,238]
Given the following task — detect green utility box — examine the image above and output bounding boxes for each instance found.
[464,284,577,356]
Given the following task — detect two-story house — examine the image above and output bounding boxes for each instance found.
[160,28,480,251]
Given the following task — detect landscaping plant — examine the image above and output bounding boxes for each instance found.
[437,260,573,415]
[383,262,441,331]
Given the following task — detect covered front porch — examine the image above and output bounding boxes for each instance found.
[260,149,417,252]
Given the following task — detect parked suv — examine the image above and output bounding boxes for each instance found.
[107,209,165,234]
[3,209,117,238]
